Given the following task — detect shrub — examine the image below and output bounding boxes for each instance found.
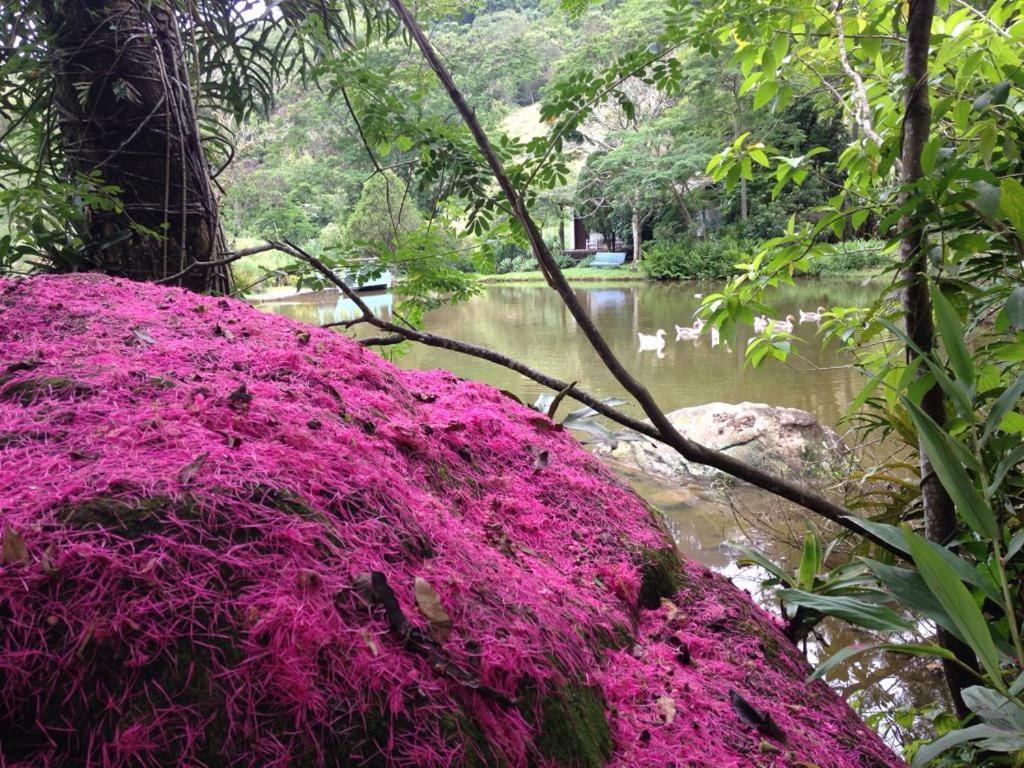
[639,235,750,280]
[798,239,893,275]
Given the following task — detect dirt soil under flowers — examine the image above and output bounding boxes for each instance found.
[0,274,903,768]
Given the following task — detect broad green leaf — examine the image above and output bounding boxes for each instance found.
[904,528,1003,685]
[912,724,1022,767]
[962,686,1024,730]
[901,395,998,539]
[753,81,778,110]
[776,589,914,632]
[1000,178,1024,236]
[846,518,910,557]
[1005,286,1024,331]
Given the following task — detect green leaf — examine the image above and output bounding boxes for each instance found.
[1000,178,1024,236]
[903,528,1004,685]
[931,288,974,388]
[810,642,955,683]
[1006,528,1024,563]
[912,724,1023,767]
[862,559,965,641]
[962,686,1024,730]
[982,373,1024,445]
[1005,286,1024,331]
[753,81,778,110]
[776,589,914,632]
[846,518,910,557]
[797,525,822,590]
[736,546,793,586]
[901,395,998,539]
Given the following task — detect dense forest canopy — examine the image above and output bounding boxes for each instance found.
[1,0,1024,765]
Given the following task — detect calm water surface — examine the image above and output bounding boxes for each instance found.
[257,278,942,744]
[259,280,877,423]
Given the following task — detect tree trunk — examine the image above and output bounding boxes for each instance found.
[46,0,230,293]
[897,0,977,718]
[673,186,694,229]
[631,193,642,262]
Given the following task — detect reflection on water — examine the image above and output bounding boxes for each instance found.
[256,279,944,747]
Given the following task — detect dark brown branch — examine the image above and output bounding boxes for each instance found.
[360,334,406,346]
[384,0,901,556]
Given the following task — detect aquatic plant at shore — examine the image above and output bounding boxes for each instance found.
[0,274,903,767]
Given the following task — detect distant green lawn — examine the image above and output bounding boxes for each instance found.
[478,266,649,284]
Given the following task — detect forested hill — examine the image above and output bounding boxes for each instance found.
[219,0,849,273]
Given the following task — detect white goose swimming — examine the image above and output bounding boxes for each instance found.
[638,329,668,351]
[674,318,705,341]
[771,315,796,333]
[799,306,827,323]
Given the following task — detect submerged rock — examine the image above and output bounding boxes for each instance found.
[599,401,850,485]
[0,275,900,767]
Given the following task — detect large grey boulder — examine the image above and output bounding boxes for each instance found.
[597,401,849,484]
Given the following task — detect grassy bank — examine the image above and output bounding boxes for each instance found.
[478,266,649,284]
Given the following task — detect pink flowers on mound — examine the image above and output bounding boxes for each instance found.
[0,274,903,768]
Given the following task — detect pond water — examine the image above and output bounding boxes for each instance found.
[258,279,879,425]
[256,278,945,747]
[257,278,879,570]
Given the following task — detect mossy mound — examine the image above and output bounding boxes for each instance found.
[0,275,902,767]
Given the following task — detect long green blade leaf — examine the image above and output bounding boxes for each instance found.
[901,395,998,539]
[777,590,914,632]
[932,287,975,389]
[903,527,1004,685]
[981,372,1024,445]
[810,642,955,683]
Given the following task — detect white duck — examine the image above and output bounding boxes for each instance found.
[638,329,668,351]
[771,315,796,333]
[674,318,705,341]
[753,315,769,333]
[799,306,827,323]
[694,293,704,299]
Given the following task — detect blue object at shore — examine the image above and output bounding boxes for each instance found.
[589,252,627,268]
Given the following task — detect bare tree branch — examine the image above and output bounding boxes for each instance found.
[383,0,902,556]
[268,234,902,557]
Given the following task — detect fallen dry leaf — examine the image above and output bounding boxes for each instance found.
[533,449,550,471]
[360,628,380,656]
[414,576,453,640]
[2,524,29,565]
[655,695,676,724]
[177,452,209,485]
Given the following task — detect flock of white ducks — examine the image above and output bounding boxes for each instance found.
[641,305,828,353]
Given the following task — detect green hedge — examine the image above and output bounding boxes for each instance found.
[639,236,749,280]
[798,240,893,275]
